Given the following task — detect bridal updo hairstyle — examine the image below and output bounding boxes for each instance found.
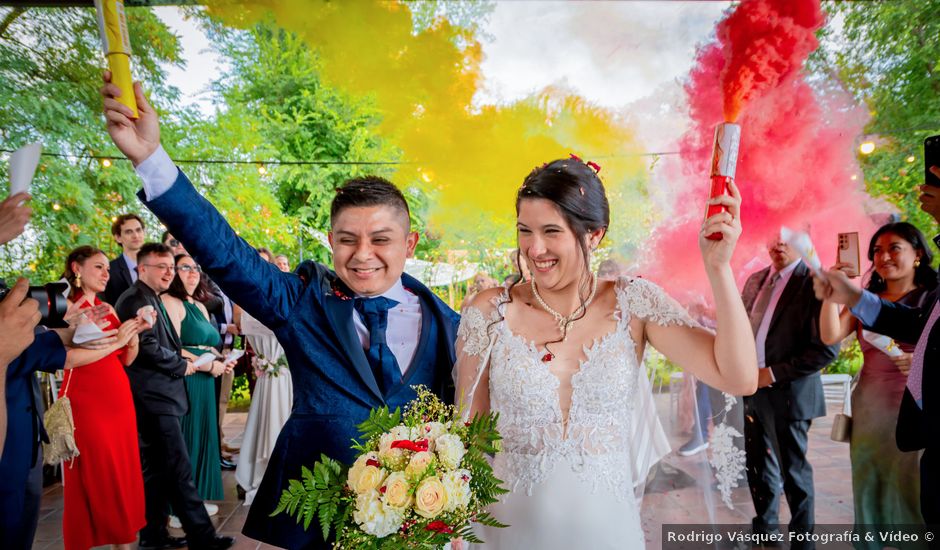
[515,156,610,279]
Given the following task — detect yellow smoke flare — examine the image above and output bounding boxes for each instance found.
[204,0,648,252]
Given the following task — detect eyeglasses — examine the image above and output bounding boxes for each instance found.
[177,265,201,273]
[141,263,175,272]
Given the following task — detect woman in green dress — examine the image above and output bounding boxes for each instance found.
[162,253,232,513]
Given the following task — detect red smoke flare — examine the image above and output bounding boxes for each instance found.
[639,0,879,302]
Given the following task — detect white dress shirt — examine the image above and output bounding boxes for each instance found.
[134,145,423,374]
[755,258,802,370]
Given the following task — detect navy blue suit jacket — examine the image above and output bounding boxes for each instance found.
[0,331,66,539]
[139,170,460,549]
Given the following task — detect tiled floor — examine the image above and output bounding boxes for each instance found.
[33,395,854,549]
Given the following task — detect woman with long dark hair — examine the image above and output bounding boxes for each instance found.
[60,245,147,550]
[454,157,758,548]
[819,222,936,537]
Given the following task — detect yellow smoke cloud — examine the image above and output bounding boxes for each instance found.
[203,0,647,252]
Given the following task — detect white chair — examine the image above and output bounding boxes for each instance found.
[820,373,853,412]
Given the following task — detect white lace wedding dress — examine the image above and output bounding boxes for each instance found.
[455,277,700,549]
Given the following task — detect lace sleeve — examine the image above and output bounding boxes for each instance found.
[617,277,700,328]
[453,302,500,421]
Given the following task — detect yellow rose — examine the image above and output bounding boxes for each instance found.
[354,465,387,494]
[381,471,412,510]
[414,476,448,518]
[347,452,379,491]
[405,451,435,479]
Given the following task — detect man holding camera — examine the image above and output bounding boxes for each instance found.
[815,165,940,540]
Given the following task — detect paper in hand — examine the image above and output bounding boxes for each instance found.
[9,143,42,197]
[73,322,109,345]
[224,349,245,363]
[780,226,823,275]
[193,353,216,368]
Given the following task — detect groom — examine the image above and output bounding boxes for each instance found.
[101,77,460,549]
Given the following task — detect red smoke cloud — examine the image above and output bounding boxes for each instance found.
[639,0,879,301]
[719,0,825,121]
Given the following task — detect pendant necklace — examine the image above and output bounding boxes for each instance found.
[531,274,598,361]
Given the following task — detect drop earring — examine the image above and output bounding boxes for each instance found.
[75,272,82,289]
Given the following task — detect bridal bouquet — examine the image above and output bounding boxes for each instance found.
[273,386,507,548]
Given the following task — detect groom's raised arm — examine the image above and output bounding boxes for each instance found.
[101,74,304,329]
[137,148,304,329]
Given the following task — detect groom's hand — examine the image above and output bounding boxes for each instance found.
[100,71,161,166]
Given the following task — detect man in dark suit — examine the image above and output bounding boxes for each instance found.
[103,76,460,549]
[741,237,837,546]
[103,213,146,305]
[115,243,234,550]
[815,166,940,541]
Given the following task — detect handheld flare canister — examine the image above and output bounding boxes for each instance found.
[705,123,740,240]
[94,0,137,119]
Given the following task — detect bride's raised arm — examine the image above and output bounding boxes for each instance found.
[453,287,502,420]
[645,179,758,396]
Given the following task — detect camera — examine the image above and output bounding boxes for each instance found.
[0,281,69,328]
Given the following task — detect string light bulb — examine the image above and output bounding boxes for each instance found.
[257,164,267,175]
[101,158,112,168]
[52,203,61,211]
[859,141,876,155]
[907,155,916,163]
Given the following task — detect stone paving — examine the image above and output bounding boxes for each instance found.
[32,394,854,549]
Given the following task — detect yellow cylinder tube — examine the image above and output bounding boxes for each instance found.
[95,0,138,118]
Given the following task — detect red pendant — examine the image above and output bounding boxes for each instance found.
[541,352,554,362]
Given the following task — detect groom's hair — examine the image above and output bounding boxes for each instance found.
[331,176,411,228]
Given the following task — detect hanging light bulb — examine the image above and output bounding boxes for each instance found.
[907,155,916,163]
[257,164,267,175]
[101,158,112,168]
[859,141,876,155]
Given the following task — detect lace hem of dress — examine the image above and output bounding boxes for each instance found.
[494,451,634,500]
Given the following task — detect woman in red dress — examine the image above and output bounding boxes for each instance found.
[59,246,147,550]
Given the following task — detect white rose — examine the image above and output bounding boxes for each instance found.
[353,490,405,538]
[434,433,466,470]
[441,469,472,512]
[347,452,380,491]
[353,464,387,494]
[421,422,447,448]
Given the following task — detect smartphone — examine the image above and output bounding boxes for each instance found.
[926,135,940,187]
[838,232,861,278]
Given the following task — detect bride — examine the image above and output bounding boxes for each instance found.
[454,157,758,548]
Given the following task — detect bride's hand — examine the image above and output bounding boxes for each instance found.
[699,179,742,270]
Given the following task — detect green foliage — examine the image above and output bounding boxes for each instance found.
[189,14,400,264]
[351,406,402,453]
[228,373,251,411]
[825,337,863,377]
[0,6,193,280]
[814,0,940,236]
[270,455,350,539]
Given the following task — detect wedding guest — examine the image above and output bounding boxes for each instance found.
[257,247,273,263]
[741,236,838,547]
[103,213,146,305]
[161,254,233,520]
[61,245,148,550]
[818,222,936,537]
[274,254,291,273]
[114,243,233,550]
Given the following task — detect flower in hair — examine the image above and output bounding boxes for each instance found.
[569,153,583,163]
[586,161,602,174]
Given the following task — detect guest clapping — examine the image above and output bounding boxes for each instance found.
[60,246,148,550]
